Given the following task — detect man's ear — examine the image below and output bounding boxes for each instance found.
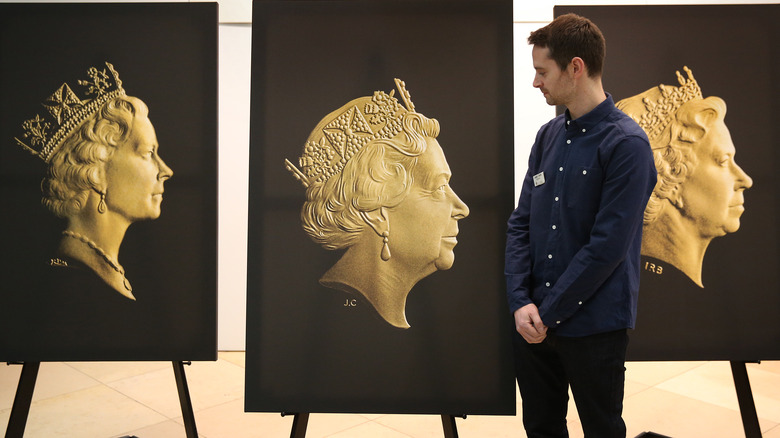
[359,207,389,237]
[570,57,586,79]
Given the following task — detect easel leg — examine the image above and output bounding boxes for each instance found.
[172,361,199,438]
[441,414,459,438]
[730,361,762,438]
[289,413,309,438]
[5,361,40,438]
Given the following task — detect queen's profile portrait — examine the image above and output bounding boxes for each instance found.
[617,67,752,287]
[285,79,469,329]
[15,62,173,300]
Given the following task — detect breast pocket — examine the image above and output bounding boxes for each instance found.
[565,166,602,213]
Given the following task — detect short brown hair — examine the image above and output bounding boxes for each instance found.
[528,13,605,78]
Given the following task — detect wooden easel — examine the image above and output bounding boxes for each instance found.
[4,361,199,438]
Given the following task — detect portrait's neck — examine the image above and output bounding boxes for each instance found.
[57,197,134,299]
[642,211,710,288]
[65,208,131,260]
[320,237,430,329]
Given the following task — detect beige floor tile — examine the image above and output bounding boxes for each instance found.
[372,414,443,437]
[622,386,774,437]
[625,379,651,398]
[749,360,780,374]
[0,385,167,438]
[67,361,170,384]
[326,420,414,438]
[184,359,245,409]
[746,364,780,423]
[0,364,23,411]
[107,359,243,419]
[625,361,706,387]
[655,361,739,409]
[190,399,293,438]
[764,423,780,438]
[106,366,181,418]
[4,355,780,437]
[304,413,374,437]
[453,414,524,438]
[0,362,102,411]
[115,419,193,438]
[218,351,246,368]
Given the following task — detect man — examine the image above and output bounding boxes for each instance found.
[505,13,656,438]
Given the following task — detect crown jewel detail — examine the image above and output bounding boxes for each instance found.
[630,66,702,143]
[15,62,125,163]
[285,79,416,188]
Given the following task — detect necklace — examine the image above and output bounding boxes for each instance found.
[62,230,133,293]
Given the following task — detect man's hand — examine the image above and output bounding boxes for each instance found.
[514,303,547,344]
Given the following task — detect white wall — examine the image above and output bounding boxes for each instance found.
[217,24,252,350]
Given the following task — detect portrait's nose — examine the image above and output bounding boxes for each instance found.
[450,189,469,220]
[734,162,752,190]
[157,156,173,180]
[532,75,542,89]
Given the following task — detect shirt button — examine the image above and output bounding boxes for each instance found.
[556,320,561,324]
[547,254,553,259]
[578,301,583,305]
[567,120,570,125]
[566,139,571,144]
[545,282,551,287]
[582,170,587,175]
[558,166,563,172]
[554,196,559,201]
[551,225,557,230]
[582,128,586,133]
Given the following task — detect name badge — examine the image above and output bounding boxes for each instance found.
[533,172,546,187]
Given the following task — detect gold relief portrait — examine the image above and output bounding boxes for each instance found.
[15,62,173,300]
[617,67,753,287]
[285,79,469,329]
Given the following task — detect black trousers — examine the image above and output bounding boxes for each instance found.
[512,328,629,438]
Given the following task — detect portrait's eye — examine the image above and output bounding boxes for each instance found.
[431,184,447,199]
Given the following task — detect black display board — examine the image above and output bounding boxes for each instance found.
[246,0,515,414]
[555,5,780,361]
[0,3,218,361]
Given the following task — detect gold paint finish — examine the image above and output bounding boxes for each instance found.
[618,67,753,287]
[15,63,173,299]
[286,80,469,328]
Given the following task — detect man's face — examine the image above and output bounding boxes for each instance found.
[531,45,575,107]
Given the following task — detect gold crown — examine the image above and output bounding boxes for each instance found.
[631,66,702,142]
[285,78,416,188]
[14,62,125,163]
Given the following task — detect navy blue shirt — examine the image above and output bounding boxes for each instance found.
[505,94,656,337]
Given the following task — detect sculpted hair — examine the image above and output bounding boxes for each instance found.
[42,96,148,217]
[644,96,727,224]
[527,13,605,78]
[301,112,440,249]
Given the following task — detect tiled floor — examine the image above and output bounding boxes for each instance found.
[1,353,779,437]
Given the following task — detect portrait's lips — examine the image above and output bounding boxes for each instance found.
[441,236,458,245]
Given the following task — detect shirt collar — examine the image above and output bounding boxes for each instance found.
[564,93,614,131]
